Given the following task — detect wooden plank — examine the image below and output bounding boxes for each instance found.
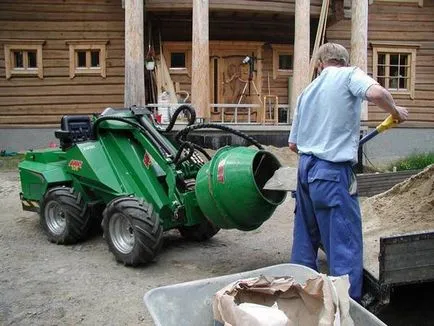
[0,21,124,32]
[0,84,123,96]
[0,11,124,21]
[0,76,124,87]
[0,4,123,14]
[0,31,124,40]
[40,58,125,68]
[0,95,123,106]
[0,103,123,115]
[0,0,121,4]
[41,66,125,77]
[357,170,420,197]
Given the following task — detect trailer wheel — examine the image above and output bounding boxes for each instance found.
[178,219,220,241]
[40,187,91,244]
[102,197,163,266]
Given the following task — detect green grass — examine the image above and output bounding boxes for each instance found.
[387,152,434,171]
[0,154,25,171]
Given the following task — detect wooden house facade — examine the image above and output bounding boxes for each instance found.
[0,0,433,130]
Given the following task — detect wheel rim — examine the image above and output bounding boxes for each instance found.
[109,212,135,254]
[44,200,66,236]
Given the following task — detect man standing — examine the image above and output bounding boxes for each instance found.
[288,43,408,301]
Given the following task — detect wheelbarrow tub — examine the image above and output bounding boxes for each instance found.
[144,263,386,326]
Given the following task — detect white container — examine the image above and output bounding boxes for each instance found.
[146,60,155,71]
[158,92,171,124]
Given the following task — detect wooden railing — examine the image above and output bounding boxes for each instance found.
[147,103,291,125]
[210,103,290,124]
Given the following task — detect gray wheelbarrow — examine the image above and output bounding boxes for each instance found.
[144,263,386,326]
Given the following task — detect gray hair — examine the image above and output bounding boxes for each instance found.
[316,43,349,66]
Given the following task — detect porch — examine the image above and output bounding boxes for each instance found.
[124,0,369,123]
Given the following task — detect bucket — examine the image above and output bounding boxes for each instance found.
[158,91,171,124]
[195,147,286,231]
[158,107,171,124]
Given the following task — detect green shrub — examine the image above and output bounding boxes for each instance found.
[388,152,434,171]
[0,154,25,171]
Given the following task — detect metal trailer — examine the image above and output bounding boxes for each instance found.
[363,230,434,313]
[144,263,387,326]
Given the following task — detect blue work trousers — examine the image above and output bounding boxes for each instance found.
[290,154,363,301]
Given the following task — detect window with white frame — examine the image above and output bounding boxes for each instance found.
[3,40,45,79]
[67,40,108,78]
[372,43,418,99]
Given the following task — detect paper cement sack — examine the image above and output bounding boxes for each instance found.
[212,274,354,326]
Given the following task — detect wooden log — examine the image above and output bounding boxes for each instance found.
[191,0,210,120]
[351,0,369,120]
[124,0,145,107]
[291,0,310,118]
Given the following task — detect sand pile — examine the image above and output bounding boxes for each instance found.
[362,164,434,277]
[204,145,299,168]
[261,145,299,168]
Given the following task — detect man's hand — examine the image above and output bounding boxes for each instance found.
[288,142,298,153]
[393,106,409,123]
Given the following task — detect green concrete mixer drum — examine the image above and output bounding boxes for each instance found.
[195,147,286,230]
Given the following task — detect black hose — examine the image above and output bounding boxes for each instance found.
[173,123,263,165]
[158,104,196,133]
[176,123,263,149]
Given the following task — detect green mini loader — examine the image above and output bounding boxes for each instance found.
[19,106,286,266]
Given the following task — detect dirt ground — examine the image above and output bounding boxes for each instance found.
[1,147,431,325]
[0,170,298,326]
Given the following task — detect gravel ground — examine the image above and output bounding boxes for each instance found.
[0,171,297,325]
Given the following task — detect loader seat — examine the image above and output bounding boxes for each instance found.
[55,115,93,150]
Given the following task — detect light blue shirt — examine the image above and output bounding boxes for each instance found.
[288,66,378,163]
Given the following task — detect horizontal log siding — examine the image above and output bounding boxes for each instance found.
[261,47,291,105]
[326,2,434,128]
[0,0,125,126]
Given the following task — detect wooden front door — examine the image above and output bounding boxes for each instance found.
[209,43,262,105]
[219,55,251,104]
[209,42,263,122]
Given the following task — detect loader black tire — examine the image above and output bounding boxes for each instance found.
[40,186,91,244]
[102,197,163,266]
[178,219,220,241]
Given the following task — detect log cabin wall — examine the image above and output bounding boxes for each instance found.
[326,1,434,128]
[0,0,125,126]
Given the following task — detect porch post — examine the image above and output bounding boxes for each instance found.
[192,0,210,121]
[291,0,310,120]
[124,0,145,107]
[351,0,368,121]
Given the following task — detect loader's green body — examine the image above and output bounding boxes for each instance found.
[18,107,285,263]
